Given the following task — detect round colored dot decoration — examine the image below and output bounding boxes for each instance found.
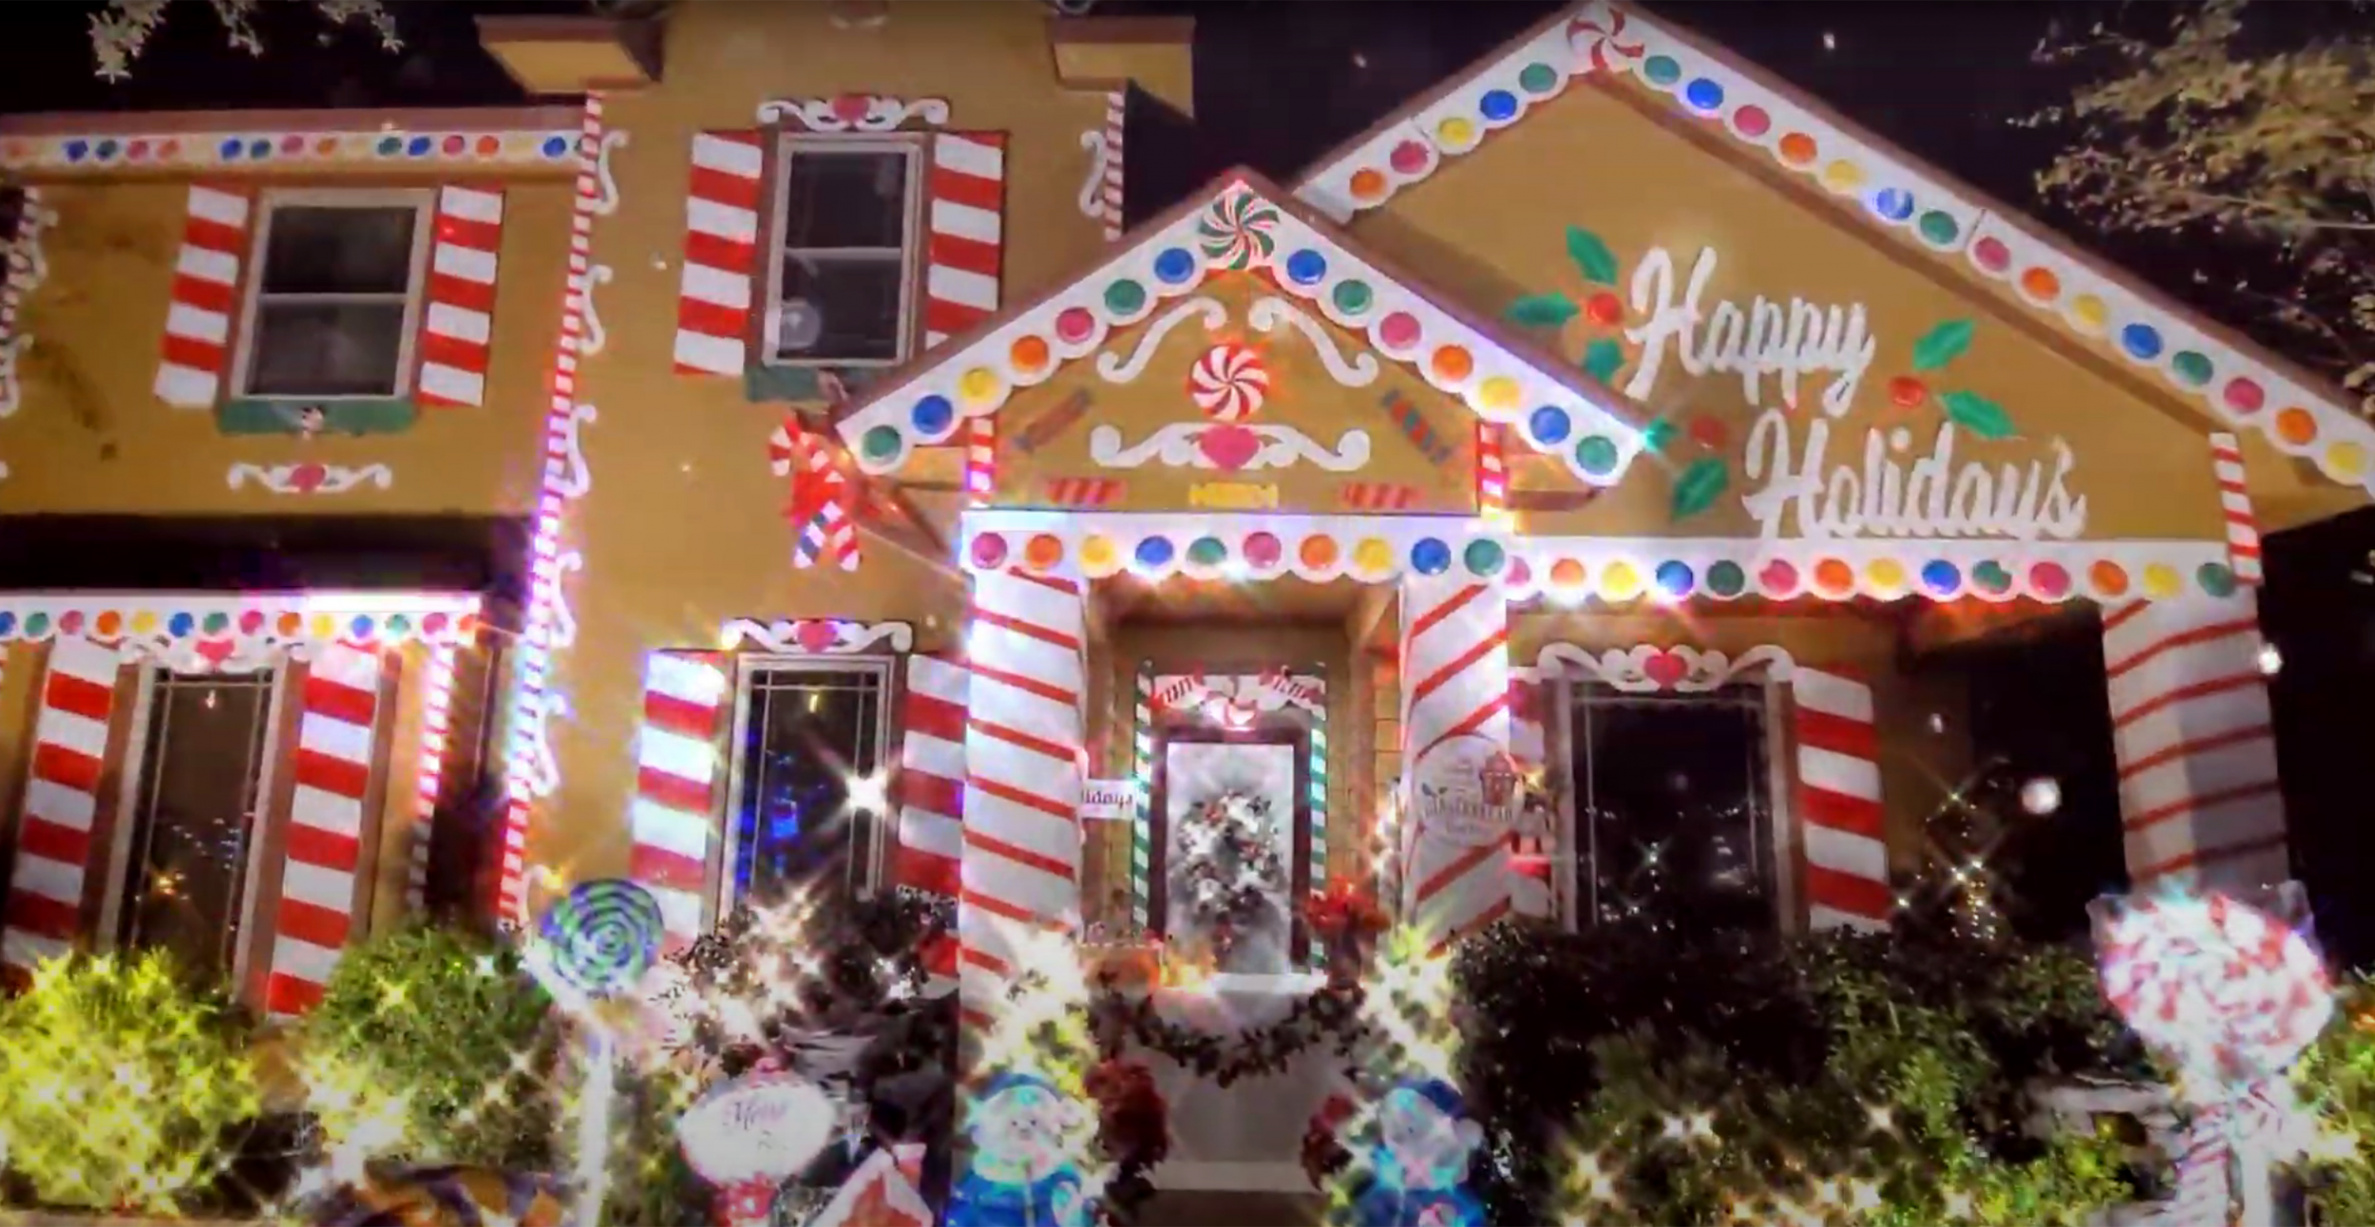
[1972,561,2012,595]
[2096,892,2333,1089]
[970,532,1010,570]
[1353,537,1395,575]
[1776,132,1817,166]
[1378,312,1421,350]
[1435,116,1475,148]
[1654,560,1694,598]
[1187,536,1228,567]
[58,611,83,635]
[1601,561,1641,600]
[23,612,48,637]
[1682,78,1723,112]
[1410,538,1452,576]
[1055,306,1097,344]
[910,394,953,435]
[2029,561,2071,600]
[1575,435,1619,477]
[2143,563,2181,598]
[1550,558,1587,590]
[1921,560,1961,597]
[168,612,195,637]
[534,880,665,1000]
[1820,160,1864,192]
[1024,533,1065,571]
[1430,345,1474,382]
[2170,350,2214,388]
[1871,187,1914,223]
[1916,211,1959,246]
[1103,279,1147,315]
[95,611,123,637]
[2197,562,2237,597]
[1189,343,1269,421]
[1642,55,1681,85]
[2223,377,2266,414]
[203,611,231,635]
[1867,558,1907,592]
[1349,169,1388,202]
[1517,63,1559,94]
[2324,441,2367,480]
[958,367,1002,406]
[1464,539,1505,577]
[2019,267,2060,302]
[1970,237,2010,273]
[1152,248,1196,285]
[1008,335,1050,374]
[862,425,903,463]
[1477,376,1520,411]
[1332,280,1375,316]
[1244,531,1284,570]
[1389,140,1429,174]
[2070,294,2108,331]
[1080,535,1118,574]
[2088,561,2129,598]
[1285,249,1328,285]
[1812,558,1853,597]
[0,613,13,636]
[1479,89,1519,122]
[2275,407,2317,446]
[1135,536,1175,569]
[1529,406,1572,445]
[1706,560,1746,598]
[1731,105,1771,138]
[1300,535,1340,571]
[2119,322,2163,361]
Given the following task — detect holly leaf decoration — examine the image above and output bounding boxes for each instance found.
[1910,320,1976,372]
[1670,457,1728,520]
[1565,226,1621,286]
[1939,389,2014,440]
[1581,337,1625,384]
[1506,292,1579,327]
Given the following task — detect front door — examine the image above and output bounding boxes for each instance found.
[1151,724,1312,975]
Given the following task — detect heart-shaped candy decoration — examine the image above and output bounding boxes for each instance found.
[1198,425,1261,472]
[1641,650,1688,689]
[195,637,237,666]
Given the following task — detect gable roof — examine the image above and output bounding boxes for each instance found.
[1291,1,2375,501]
[835,167,1647,490]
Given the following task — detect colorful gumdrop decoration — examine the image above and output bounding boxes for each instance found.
[2094,885,2334,1227]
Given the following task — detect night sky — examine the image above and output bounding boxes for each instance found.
[5,0,2373,958]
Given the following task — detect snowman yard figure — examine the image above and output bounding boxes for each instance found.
[947,1072,1091,1227]
[1343,1078,1487,1227]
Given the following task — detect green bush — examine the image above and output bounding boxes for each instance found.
[298,924,555,1171]
[0,950,259,1213]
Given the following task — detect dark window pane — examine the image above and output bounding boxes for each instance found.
[777,255,902,361]
[1571,686,1774,936]
[119,672,275,979]
[733,669,885,908]
[259,205,418,294]
[246,301,408,396]
[779,150,909,250]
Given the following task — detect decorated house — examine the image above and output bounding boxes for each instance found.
[0,0,2361,1185]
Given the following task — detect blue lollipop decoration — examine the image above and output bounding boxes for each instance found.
[531,878,665,1005]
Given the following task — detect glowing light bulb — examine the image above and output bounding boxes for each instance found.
[2258,643,2283,676]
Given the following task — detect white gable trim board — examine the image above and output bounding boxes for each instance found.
[1292,0,2375,499]
[835,179,1645,490]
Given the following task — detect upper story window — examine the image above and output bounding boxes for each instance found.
[723,658,893,910]
[765,139,921,367]
[235,190,434,400]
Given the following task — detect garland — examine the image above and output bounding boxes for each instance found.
[1088,978,1372,1088]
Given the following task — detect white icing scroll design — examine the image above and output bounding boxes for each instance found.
[1248,296,1379,387]
[589,129,628,217]
[1095,297,1225,383]
[1088,422,1371,472]
[1535,643,1796,693]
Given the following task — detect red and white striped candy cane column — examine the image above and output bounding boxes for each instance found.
[1398,576,1513,946]
[2208,432,2262,585]
[957,567,1087,1029]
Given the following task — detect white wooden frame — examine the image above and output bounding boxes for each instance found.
[714,653,898,919]
[761,134,925,369]
[97,661,291,990]
[230,187,438,401]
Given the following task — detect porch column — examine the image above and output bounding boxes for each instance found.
[0,635,119,981]
[1398,576,1513,945]
[957,567,1087,1025]
[2101,593,2288,898]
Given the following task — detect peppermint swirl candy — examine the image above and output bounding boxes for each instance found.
[534,879,665,1000]
[1195,190,1280,271]
[1189,343,1269,422]
[2098,891,2331,1087]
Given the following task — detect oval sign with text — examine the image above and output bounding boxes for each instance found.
[1414,733,1512,848]
[675,1071,836,1187]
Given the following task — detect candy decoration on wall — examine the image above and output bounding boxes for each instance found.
[672,130,763,377]
[1474,423,1506,518]
[966,414,997,504]
[1189,342,1268,421]
[154,183,252,408]
[1013,388,1093,455]
[1044,478,1122,508]
[1377,390,1456,465]
[1195,187,1279,271]
[1792,666,1889,931]
[2094,888,2334,1227]
[415,185,506,408]
[264,642,388,1016]
[2208,432,2262,584]
[922,132,1007,349]
[531,879,667,1004]
[1339,483,1420,511]
[0,636,120,984]
[1567,7,1645,74]
[1399,578,1515,949]
[775,418,859,571]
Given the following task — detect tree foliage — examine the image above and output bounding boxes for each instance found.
[2030,0,2375,415]
[88,0,400,82]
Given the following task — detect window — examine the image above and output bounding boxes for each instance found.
[723,659,892,909]
[236,191,433,399]
[107,668,282,980]
[1563,682,1779,935]
[765,140,920,366]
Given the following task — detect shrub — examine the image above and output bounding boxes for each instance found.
[0,950,259,1213]
[298,924,555,1172]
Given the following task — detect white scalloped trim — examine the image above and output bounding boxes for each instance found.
[718,618,914,654]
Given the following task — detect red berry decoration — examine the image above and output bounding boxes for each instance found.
[1887,375,1928,408]
[1585,293,1625,325]
[1687,415,1727,450]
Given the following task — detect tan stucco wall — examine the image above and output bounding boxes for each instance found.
[1353,77,2302,543]
[0,175,574,515]
[538,1,1114,884]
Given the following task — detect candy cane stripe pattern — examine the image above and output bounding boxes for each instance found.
[2102,596,2287,896]
[924,132,1006,349]
[1,636,120,982]
[415,185,505,408]
[895,653,967,898]
[1474,422,1507,517]
[1130,664,1155,930]
[265,643,387,1017]
[1399,576,1512,946]
[154,184,251,407]
[1189,342,1268,421]
[2209,432,2263,584]
[628,652,730,952]
[674,130,762,376]
[958,569,1086,1028]
[1793,666,1889,930]
[1098,88,1125,241]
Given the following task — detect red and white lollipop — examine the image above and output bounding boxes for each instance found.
[1189,342,1268,422]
